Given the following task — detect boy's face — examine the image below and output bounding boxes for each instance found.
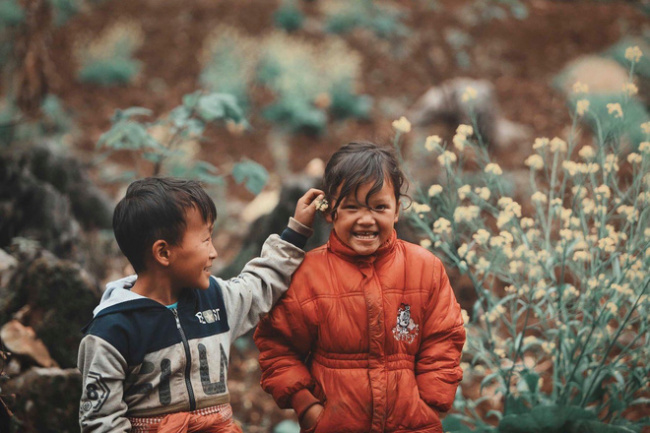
[327,179,399,256]
[168,207,217,290]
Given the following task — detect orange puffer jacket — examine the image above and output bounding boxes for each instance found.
[254,230,466,433]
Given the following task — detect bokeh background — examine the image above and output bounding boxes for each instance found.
[0,0,649,432]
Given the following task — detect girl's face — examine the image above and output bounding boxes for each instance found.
[327,179,399,256]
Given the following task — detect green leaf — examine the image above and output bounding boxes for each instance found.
[442,414,474,433]
[232,160,269,195]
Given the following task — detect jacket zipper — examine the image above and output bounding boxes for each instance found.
[172,308,197,411]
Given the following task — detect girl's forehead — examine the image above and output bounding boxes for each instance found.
[336,178,396,201]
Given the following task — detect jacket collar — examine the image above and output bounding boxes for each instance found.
[327,229,397,263]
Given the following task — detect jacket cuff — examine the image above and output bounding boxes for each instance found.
[291,388,321,421]
[288,217,314,238]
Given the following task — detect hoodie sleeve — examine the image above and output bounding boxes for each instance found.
[78,334,131,433]
[415,257,466,412]
[216,219,312,340]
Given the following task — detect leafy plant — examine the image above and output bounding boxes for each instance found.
[200,25,258,111]
[323,0,409,40]
[97,91,268,195]
[257,32,370,134]
[273,0,304,33]
[394,53,650,432]
[75,20,143,86]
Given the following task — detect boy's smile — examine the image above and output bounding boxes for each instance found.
[327,180,399,256]
[169,207,217,291]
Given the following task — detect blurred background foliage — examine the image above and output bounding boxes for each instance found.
[0,0,649,431]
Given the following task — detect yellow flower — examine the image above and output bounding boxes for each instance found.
[437,151,457,166]
[572,81,589,94]
[475,257,490,274]
[484,163,503,175]
[594,184,611,199]
[624,45,643,63]
[605,301,618,315]
[573,251,590,261]
[562,161,578,176]
[640,142,650,154]
[473,229,491,245]
[457,243,469,258]
[606,103,623,118]
[525,154,544,170]
[533,137,549,151]
[412,202,431,214]
[453,134,466,151]
[578,145,595,159]
[550,137,567,153]
[531,191,548,204]
[457,184,471,200]
[604,154,619,173]
[428,184,443,197]
[392,116,412,133]
[475,187,490,201]
[456,124,474,136]
[454,205,480,223]
[461,309,470,325]
[623,82,638,96]
[627,152,642,164]
[520,217,534,229]
[425,135,442,152]
[433,217,452,235]
[461,87,478,102]
[642,122,650,135]
[541,341,556,353]
[576,99,590,116]
[598,237,616,253]
[420,239,432,249]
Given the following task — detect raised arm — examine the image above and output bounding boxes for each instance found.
[217,188,324,339]
[416,258,466,412]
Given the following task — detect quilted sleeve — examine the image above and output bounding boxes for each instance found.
[253,282,320,420]
[415,258,466,412]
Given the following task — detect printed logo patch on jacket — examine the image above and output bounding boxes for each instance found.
[196,308,221,324]
[81,371,110,413]
[392,303,419,344]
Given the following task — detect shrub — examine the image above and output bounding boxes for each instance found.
[258,32,369,134]
[97,91,268,195]
[75,20,143,86]
[396,53,650,432]
[322,0,409,40]
[199,25,258,111]
[273,0,304,33]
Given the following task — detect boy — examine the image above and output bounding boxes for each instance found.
[78,177,323,432]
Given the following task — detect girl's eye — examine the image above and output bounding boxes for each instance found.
[374,205,387,211]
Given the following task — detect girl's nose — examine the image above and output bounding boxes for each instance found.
[210,242,218,259]
[358,208,375,224]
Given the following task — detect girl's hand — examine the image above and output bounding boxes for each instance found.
[300,404,324,431]
[293,188,325,229]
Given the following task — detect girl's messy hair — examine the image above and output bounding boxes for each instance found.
[323,141,407,215]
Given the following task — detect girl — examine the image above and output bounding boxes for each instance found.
[254,142,465,433]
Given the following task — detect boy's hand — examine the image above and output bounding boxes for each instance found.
[300,404,324,430]
[293,188,325,228]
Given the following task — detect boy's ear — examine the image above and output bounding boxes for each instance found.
[324,211,333,223]
[151,240,172,267]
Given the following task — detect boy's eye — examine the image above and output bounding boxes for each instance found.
[374,205,387,211]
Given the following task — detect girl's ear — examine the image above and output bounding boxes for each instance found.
[152,240,172,267]
[325,211,333,223]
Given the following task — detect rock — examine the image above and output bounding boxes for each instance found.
[2,367,81,433]
[0,241,101,369]
[0,248,17,289]
[555,55,629,96]
[0,320,58,368]
[0,142,113,259]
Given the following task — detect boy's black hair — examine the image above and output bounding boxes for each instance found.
[113,177,217,273]
[323,141,407,216]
